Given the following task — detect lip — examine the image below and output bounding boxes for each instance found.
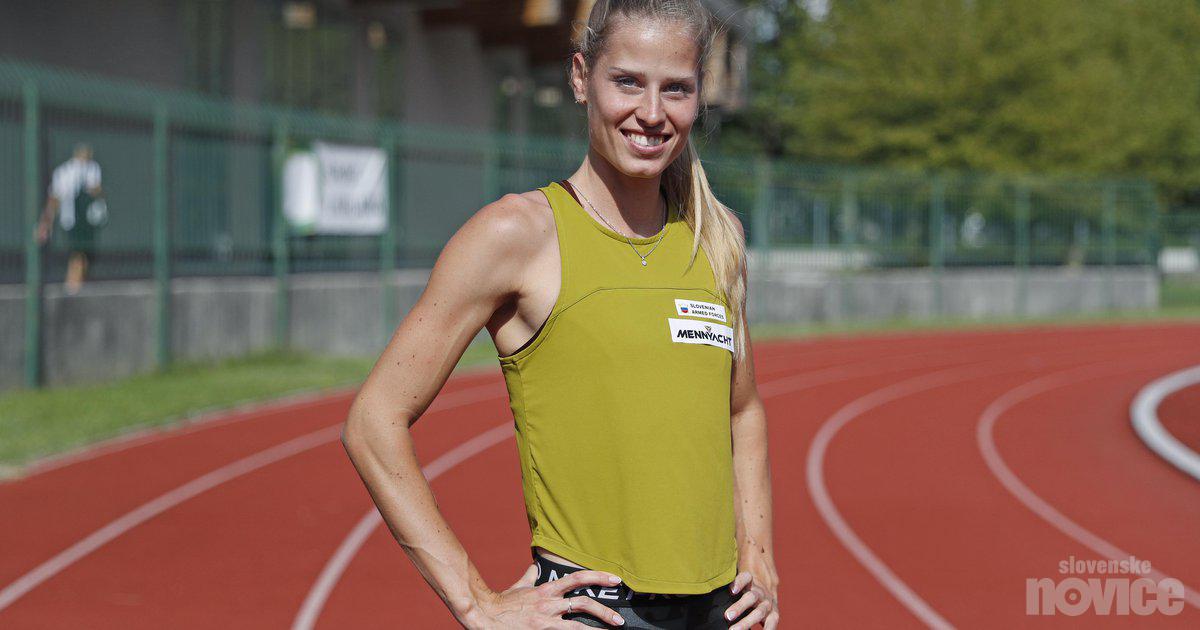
[621,130,670,157]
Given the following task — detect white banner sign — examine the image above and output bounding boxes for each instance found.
[283,142,389,235]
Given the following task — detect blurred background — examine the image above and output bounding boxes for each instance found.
[0,0,1197,457]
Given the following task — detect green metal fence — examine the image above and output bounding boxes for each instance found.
[1159,210,1200,310]
[1,58,1174,388]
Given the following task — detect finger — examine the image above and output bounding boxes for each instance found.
[558,596,625,627]
[730,600,770,630]
[511,561,539,590]
[729,571,751,594]
[546,569,622,596]
[723,589,759,623]
[764,608,781,630]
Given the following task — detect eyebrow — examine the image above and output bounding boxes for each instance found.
[608,66,697,83]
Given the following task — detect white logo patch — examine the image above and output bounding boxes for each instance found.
[668,318,734,352]
[674,298,727,323]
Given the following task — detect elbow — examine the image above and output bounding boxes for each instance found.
[340,405,412,459]
[340,411,368,458]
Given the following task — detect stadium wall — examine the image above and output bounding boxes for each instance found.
[0,267,1160,392]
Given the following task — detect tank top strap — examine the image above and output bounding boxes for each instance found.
[537,179,715,300]
[536,180,592,309]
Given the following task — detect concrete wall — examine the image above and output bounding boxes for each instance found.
[746,267,1160,325]
[0,267,1161,392]
[0,285,25,392]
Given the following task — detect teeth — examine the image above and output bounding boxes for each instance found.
[627,132,664,147]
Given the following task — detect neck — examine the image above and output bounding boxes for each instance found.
[569,149,667,238]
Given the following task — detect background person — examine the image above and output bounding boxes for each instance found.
[36,142,105,295]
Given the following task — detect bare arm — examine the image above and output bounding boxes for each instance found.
[341,195,532,625]
[42,195,59,222]
[725,212,781,629]
[340,195,627,629]
[36,196,59,243]
[730,275,777,584]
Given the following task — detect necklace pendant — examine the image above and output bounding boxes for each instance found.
[641,258,648,266]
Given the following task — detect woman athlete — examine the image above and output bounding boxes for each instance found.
[341,1,779,628]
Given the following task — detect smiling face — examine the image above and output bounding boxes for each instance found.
[572,15,702,180]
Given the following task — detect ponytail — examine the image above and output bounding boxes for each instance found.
[662,138,748,359]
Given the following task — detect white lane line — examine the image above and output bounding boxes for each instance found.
[1131,364,1200,482]
[0,383,507,614]
[977,361,1200,609]
[806,363,1019,630]
[292,423,513,630]
[0,426,339,613]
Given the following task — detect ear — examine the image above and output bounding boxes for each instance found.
[569,53,588,103]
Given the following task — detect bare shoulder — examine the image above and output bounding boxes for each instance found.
[454,190,555,256]
[426,188,557,306]
[509,188,557,239]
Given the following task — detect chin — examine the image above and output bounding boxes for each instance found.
[618,162,665,179]
[613,145,677,179]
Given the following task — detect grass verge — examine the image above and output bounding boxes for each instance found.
[0,342,499,474]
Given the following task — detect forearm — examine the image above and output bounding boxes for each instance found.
[342,405,494,626]
[40,198,57,224]
[731,399,777,579]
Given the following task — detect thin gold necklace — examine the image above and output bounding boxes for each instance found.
[567,179,670,267]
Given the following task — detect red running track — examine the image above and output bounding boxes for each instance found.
[1159,383,1200,455]
[1,322,1198,628]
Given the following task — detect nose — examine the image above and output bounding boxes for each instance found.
[636,89,665,128]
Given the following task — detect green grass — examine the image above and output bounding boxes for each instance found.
[1,304,1197,475]
[1163,276,1200,309]
[0,342,500,474]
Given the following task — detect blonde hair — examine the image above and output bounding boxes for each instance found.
[574,0,749,358]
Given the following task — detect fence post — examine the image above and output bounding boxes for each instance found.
[929,176,945,317]
[839,173,858,321]
[1148,187,1163,272]
[752,157,772,270]
[380,131,398,346]
[1014,181,1030,317]
[1102,183,1117,310]
[22,81,42,389]
[152,103,171,369]
[271,121,290,350]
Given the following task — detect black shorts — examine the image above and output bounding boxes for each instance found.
[531,551,747,629]
[66,224,96,256]
[64,191,99,257]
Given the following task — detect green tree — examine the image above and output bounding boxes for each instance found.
[720,0,1200,205]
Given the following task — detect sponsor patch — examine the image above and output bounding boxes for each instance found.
[674,298,727,323]
[668,318,734,352]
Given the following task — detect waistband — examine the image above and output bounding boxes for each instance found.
[532,550,732,605]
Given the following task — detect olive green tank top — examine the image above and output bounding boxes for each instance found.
[497,180,738,594]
